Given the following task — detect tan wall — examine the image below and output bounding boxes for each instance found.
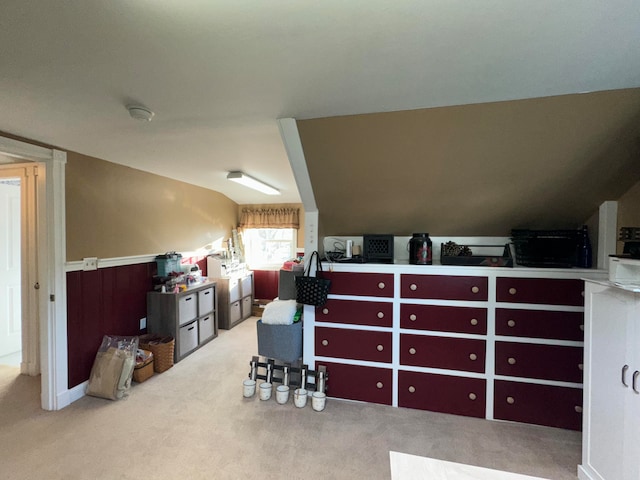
[237,203,305,249]
[298,88,640,238]
[66,152,238,260]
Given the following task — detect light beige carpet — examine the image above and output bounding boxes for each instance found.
[0,317,582,479]
[390,452,550,480]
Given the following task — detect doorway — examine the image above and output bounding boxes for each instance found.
[0,136,68,411]
[0,174,22,366]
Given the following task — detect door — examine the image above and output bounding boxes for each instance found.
[0,178,21,360]
[585,286,629,480]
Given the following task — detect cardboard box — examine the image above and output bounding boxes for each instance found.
[251,299,272,317]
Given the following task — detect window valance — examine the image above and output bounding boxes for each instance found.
[239,208,299,229]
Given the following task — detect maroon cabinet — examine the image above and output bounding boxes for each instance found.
[496,277,585,306]
[322,271,394,297]
[495,342,583,383]
[494,380,583,430]
[401,274,488,301]
[400,334,486,373]
[400,304,487,334]
[317,361,392,405]
[495,308,584,341]
[398,371,486,418]
[315,327,392,363]
[316,298,392,327]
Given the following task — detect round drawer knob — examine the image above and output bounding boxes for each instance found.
[468,392,477,401]
[580,324,584,332]
[408,385,416,393]
[409,314,417,321]
[470,318,478,326]
[378,282,386,289]
[575,405,583,413]
[409,283,418,291]
[377,344,384,352]
[409,347,417,355]
[507,357,516,365]
[321,339,329,346]
[506,396,515,405]
[507,319,516,328]
[581,291,585,297]
[322,308,329,315]
[578,363,584,371]
[376,382,384,389]
[377,311,384,319]
[469,353,478,361]
[508,287,517,295]
[471,286,480,294]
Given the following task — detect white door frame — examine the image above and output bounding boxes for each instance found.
[0,135,67,411]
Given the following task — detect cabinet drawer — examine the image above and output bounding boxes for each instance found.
[315,327,392,363]
[400,334,486,373]
[401,274,488,301]
[179,320,198,357]
[496,308,584,341]
[496,277,584,306]
[495,341,583,383]
[321,272,394,297]
[198,287,215,315]
[400,304,487,334]
[316,299,393,327]
[198,314,216,343]
[178,293,198,326]
[316,361,392,405]
[494,380,582,430]
[398,371,486,418]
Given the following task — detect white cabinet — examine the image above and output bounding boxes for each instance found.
[579,281,640,480]
[216,271,254,329]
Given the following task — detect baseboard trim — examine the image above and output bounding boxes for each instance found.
[67,381,88,405]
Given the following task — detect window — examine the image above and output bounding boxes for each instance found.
[243,228,296,269]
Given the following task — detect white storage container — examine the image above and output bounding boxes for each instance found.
[229,277,241,303]
[179,320,198,356]
[198,287,215,315]
[199,314,215,343]
[230,300,242,324]
[242,296,252,318]
[178,293,198,326]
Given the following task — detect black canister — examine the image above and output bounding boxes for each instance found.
[409,233,432,265]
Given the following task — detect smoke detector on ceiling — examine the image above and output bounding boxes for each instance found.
[126,105,155,121]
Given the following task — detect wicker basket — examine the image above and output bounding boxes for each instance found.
[139,335,175,373]
[133,349,154,383]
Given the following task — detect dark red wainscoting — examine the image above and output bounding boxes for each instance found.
[66,262,156,388]
[253,269,279,300]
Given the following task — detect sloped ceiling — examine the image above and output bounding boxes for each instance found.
[298,88,640,236]
[1,1,640,206]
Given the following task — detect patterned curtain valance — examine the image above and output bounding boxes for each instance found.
[239,208,300,229]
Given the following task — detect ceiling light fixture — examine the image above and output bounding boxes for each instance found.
[227,171,280,195]
[126,105,155,121]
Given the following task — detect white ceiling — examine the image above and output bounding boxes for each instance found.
[1,1,639,204]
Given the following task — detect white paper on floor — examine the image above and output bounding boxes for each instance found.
[389,451,549,480]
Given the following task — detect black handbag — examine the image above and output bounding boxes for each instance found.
[295,251,331,306]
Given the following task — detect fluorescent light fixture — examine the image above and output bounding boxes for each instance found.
[226,171,280,195]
